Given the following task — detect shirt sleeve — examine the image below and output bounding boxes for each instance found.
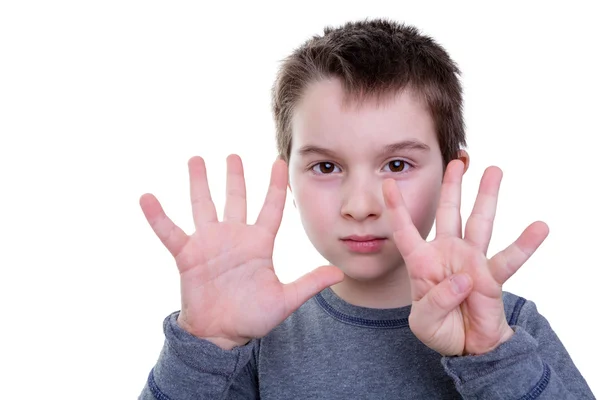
[139,311,259,400]
[441,298,595,399]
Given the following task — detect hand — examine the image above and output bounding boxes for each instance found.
[383,160,549,356]
[139,155,344,349]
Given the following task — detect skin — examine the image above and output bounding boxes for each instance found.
[288,78,466,309]
[288,77,550,355]
[139,77,549,356]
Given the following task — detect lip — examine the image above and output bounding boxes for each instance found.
[340,235,387,253]
[341,235,386,242]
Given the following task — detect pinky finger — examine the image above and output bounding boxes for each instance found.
[489,221,550,284]
[139,193,189,257]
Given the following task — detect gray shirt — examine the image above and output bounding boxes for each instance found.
[139,288,594,399]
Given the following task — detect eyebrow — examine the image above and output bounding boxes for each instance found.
[296,140,430,159]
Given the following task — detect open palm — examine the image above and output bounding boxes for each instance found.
[383,160,549,356]
[140,155,343,349]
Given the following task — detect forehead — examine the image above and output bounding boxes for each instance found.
[291,78,438,155]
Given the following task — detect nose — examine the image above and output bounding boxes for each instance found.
[340,175,383,222]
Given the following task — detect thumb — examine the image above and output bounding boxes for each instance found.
[411,273,473,332]
[282,266,345,315]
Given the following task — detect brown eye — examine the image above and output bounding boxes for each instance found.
[319,162,335,173]
[386,160,408,172]
[311,162,339,174]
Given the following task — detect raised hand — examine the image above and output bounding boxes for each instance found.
[383,160,549,356]
[139,155,344,350]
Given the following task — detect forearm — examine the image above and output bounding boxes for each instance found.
[139,312,258,400]
[441,326,594,399]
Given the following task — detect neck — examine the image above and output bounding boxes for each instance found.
[330,264,412,309]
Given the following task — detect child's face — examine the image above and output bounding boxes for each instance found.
[288,78,447,281]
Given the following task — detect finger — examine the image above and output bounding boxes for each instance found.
[410,273,473,333]
[464,166,502,254]
[223,154,247,223]
[489,221,550,284]
[383,179,424,258]
[139,193,189,257]
[283,265,345,316]
[255,159,288,234]
[435,159,465,239]
[189,156,218,228]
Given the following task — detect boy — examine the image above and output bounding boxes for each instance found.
[139,19,594,398]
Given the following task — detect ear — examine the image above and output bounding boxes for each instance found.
[457,149,470,174]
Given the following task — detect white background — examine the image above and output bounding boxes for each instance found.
[1,1,598,398]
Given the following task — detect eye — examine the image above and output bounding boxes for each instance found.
[383,160,412,173]
[310,162,341,174]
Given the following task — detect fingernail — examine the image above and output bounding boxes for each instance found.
[451,274,470,294]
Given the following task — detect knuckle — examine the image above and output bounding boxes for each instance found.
[429,286,450,311]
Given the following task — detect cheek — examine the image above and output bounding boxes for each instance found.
[401,180,442,237]
[293,180,339,234]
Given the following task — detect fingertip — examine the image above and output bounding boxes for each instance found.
[485,165,503,180]
[444,160,465,182]
[450,273,473,295]
[275,158,288,171]
[313,265,345,288]
[226,154,240,167]
[451,159,464,170]
[139,193,155,207]
[382,179,397,204]
[139,193,162,223]
[226,154,245,176]
[329,265,346,282]
[188,155,204,167]
[534,220,550,237]
[227,153,242,163]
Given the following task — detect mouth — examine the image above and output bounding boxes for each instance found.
[340,235,387,253]
[341,235,386,242]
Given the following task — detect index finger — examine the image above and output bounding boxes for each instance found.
[255,159,288,235]
[383,179,425,258]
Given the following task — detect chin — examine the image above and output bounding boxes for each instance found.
[330,254,402,282]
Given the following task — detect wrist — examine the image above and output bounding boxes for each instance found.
[205,336,251,350]
[461,325,515,356]
[497,325,515,346]
[176,314,250,350]
[481,326,515,355]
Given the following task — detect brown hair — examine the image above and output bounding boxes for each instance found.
[271,18,466,167]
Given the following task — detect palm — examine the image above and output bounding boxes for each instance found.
[384,160,549,356]
[140,155,343,346]
[404,237,507,355]
[175,222,286,342]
